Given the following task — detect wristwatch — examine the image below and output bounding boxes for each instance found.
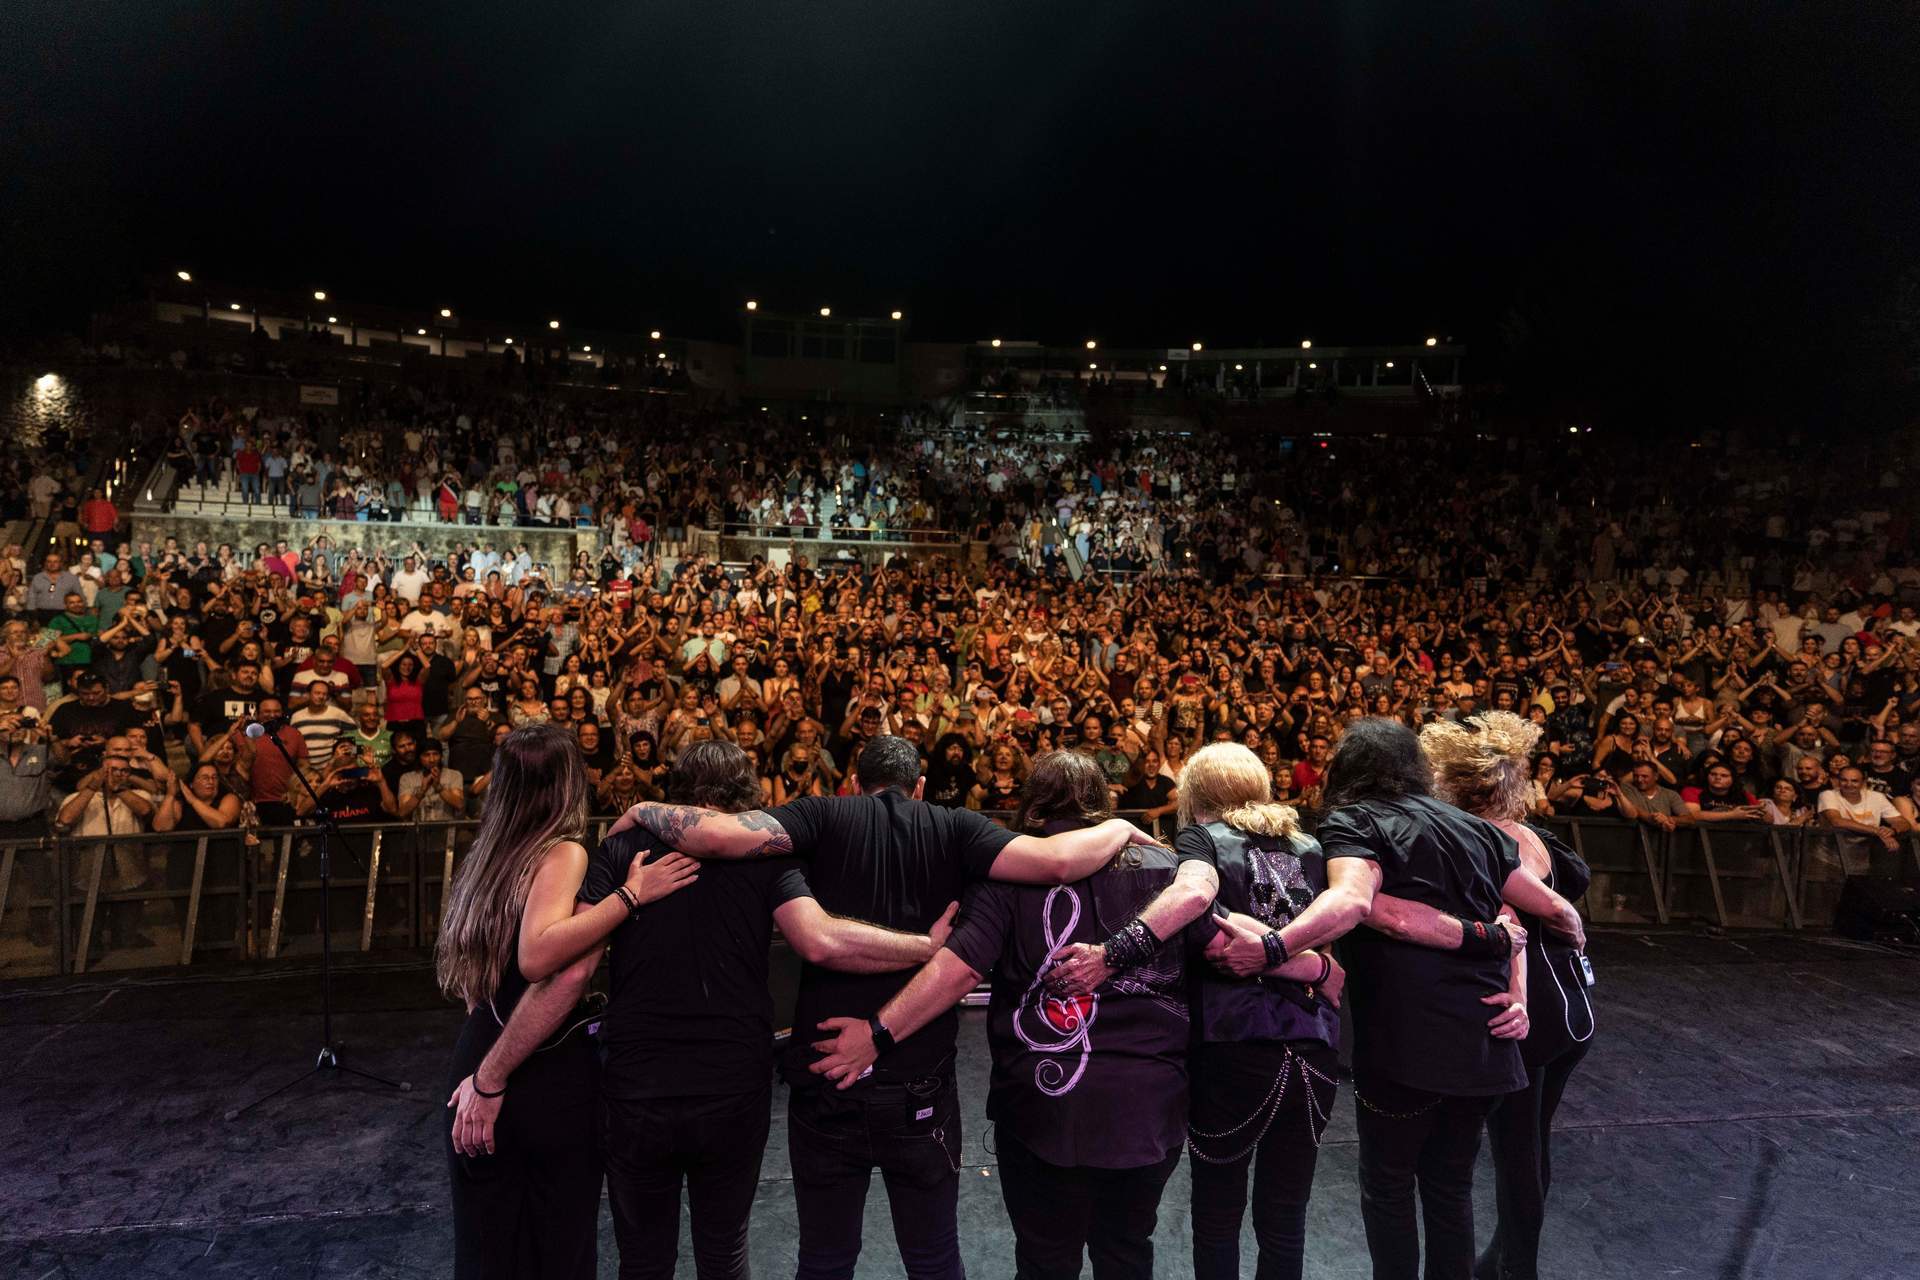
[868,1015,897,1056]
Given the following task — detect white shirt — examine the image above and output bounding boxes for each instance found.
[1817,789,1898,827]
[390,567,431,604]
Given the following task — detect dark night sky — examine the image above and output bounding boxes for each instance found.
[4,1,1916,416]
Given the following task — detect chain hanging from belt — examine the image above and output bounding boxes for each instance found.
[1186,1046,1336,1164]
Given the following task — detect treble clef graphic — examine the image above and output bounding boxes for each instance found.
[1015,885,1096,1096]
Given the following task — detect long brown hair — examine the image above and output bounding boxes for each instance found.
[435,724,589,1008]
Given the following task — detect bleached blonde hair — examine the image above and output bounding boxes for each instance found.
[1418,711,1542,822]
[1178,742,1301,838]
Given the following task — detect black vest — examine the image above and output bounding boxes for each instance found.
[1190,820,1341,1048]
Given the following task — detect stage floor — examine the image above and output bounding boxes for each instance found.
[2,928,1916,1279]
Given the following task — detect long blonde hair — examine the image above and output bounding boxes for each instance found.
[1418,711,1541,822]
[1178,742,1301,839]
[435,724,589,1008]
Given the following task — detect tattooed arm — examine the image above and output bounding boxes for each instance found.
[604,802,796,858]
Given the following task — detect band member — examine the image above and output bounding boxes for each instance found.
[1251,718,1583,1280]
[810,751,1221,1279]
[582,741,954,1280]
[1421,714,1596,1280]
[439,724,697,1279]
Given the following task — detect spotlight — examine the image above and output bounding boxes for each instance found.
[1234,363,1243,371]
[327,316,337,323]
[891,310,903,321]
[176,270,191,282]
[745,300,758,311]
[1158,364,1167,371]
[440,307,453,318]
[1308,361,1317,369]
[1426,337,1439,347]
[1568,426,1579,434]
[1385,361,1394,368]
[990,338,1002,348]
[313,290,327,301]
[417,328,426,335]
[650,330,662,340]
[819,307,831,318]
[1088,362,1097,370]
[657,351,666,358]
[1300,340,1312,349]
[1192,342,1203,352]
[229,303,241,310]
[1085,340,1097,350]
[504,337,514,344]
[549,319,561,329]
[582,345,591,352]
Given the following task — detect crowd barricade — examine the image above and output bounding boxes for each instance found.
[1,812,1910,979]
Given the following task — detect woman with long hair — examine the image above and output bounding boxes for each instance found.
[1420,711,1596,1280]
[1176,743,1347,1280]
[438,724,697,1279]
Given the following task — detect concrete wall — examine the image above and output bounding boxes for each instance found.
[133,511,600,569]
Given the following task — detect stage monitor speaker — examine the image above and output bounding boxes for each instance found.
[1832,876,1920,943]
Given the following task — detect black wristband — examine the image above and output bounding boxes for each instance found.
[472,1075,507,1098]
[1458,919,1509,958]
[612,884,639,916]
[1315,952,1332,986]
[868,1015,897,1056]
[1262,929,1289,970]
[1101,916,1164,971]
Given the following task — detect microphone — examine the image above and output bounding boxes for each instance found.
[245,716,289,739]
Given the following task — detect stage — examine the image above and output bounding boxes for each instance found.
[2,929,1915,1279]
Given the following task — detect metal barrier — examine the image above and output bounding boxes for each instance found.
[1,812,1908,979]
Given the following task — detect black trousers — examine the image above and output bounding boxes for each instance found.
[996,1129,1180,1280]
[446,1027,600,1280]
[1188,1041,1338,1280]
[1353,1072,1500,1280]
[1476,1042,1590,1280]
[603,1085,772,1280]
[787,1075,964,1280]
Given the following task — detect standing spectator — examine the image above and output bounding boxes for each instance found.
[233,695,307,827]
[290,682,356,769]
[80,488,120,542]
[0,619,67,712]
[28,554,83,620]
[234,438,264,505]
[396,740,465,821]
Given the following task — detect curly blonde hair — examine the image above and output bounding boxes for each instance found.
[1417,711,1542,821]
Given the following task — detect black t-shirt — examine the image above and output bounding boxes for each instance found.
[768,792,1016,1087]
[580,829,811,1099]
[1316,794,1526,1097]
[946,842,1195,1170]
[194,686,262,739]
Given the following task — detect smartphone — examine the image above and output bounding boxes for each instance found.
[344,766,370,780]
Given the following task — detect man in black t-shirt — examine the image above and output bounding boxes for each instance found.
[591,735,1156,1280]
[569,742,949,1280]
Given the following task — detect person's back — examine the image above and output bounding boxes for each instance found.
[1318,792,1525,1097]
[774,789,1013,1085]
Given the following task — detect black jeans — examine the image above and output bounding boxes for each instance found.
[1188,1041,1338,1280]
[603,1086,772,1280]
[996,1129,1180,1280]
[1476,1042,1589,1280]
[787,1075,964,1280]
[1353,1072,1500,1280]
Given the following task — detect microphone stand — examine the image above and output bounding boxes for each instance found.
[227,721,409,1120]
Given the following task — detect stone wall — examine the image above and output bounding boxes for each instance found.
[133,511,600,569]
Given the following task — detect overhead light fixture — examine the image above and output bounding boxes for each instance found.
[1385,361,1394,368]
[549,319,561,329]
[229,302,241,310]
[1308,361,1317,368]
[327,315,337,324]
[417,327,427,335]
[1088,362,1098,370]
[745,299,758,311]
[313,290,327,302]
[440,307,453,318]
[819,307,831,318]
[650,330,662,340]
[504,337,514,344]
[656,351,666,358]
[1191,342,1203,352]
[1085,340,1097,350]
[891,310,903,321]
[1158,364,1168,371]
[1301,340,1312,350]
[990,339,1002,348]
[176,270,192,282]
[1568,426,1580,434]
[1426,336,1439,347]
[582,344,591,352]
